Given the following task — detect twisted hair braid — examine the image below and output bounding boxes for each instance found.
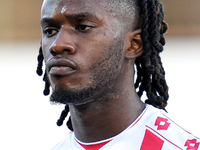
[57,105,73,131]
[36,46,72,130]
[36,0,169,131]
[36,46,50,96]
[135,0,169,110]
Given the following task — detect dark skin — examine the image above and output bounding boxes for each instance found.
[41,0,145,142]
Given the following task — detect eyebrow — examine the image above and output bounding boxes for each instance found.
[40,12,99,25]
[40,17,53,24]
[65,12,99,20]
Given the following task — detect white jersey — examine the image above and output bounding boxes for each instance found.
[52,105,200,150]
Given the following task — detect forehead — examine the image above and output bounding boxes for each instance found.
[41,0,110,18]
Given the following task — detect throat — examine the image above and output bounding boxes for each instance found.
[69,97,146,143]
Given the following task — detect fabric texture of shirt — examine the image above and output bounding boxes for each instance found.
[52,105,200,150]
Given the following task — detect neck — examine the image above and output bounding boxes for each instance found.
[69,84,145,143]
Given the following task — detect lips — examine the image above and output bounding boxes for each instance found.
[46,58,77,76]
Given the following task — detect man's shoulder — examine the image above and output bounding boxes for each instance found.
[139,105,200,149]
[144,105,198,138]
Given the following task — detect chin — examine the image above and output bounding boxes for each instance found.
[49,85,98,105]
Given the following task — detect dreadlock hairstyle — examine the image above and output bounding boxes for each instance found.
[36,46,50,96]
[36,0,169,131]
[134,0,169,110]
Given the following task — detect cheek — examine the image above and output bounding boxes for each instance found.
[42,38,53,63]
[74,36,104,63]
[81,32,123,72]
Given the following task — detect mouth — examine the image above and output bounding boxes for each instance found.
[47,58,77,76]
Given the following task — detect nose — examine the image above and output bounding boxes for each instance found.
[50,29,75,56]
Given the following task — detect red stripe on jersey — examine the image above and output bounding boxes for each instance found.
[146,125,183,149]
[76,140,112,150]
[140,129,164,150]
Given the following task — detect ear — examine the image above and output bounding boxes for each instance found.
[125,29,143,60]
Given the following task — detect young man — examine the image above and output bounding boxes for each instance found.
[37,0,200,149]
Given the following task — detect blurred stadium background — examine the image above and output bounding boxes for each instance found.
[0,0,200,149]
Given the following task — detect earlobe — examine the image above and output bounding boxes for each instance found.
[125,29,143,59]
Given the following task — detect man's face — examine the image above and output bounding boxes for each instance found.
[41,0,132,105]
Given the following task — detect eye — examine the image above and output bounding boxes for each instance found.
[43,27,58,37]
[76,24,92,32]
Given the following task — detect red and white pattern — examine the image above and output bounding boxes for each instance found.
[52,105,200,150]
